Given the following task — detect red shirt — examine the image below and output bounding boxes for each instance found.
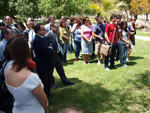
[27,59,35,69]
[105,23,118,43]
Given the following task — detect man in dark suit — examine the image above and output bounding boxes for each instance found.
[45,22,74,89]
[32,23,55,97]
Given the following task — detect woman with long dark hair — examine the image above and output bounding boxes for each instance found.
[59,21,70,63]
[127,17,136,61]
[118,21,130,67]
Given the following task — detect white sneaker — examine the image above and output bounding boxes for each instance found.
[83,62,87,65]
[126,58,129,62]
[97,62,101,65]
[78,56,81,59]
[124,64,128,67]
[105,67,109,71]
[87,62,90,64]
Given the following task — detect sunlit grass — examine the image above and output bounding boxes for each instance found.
[48,39,150,113]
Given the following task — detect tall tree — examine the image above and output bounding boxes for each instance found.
[89,0,127,20]
[0,0,40,22]
[130,0,150,30]
[39,0,93,19]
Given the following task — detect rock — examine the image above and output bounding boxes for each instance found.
[57,107,83,113]
[135,20,146,29]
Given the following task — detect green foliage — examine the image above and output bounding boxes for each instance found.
[39,0,93,18]
[90,0,127,19]
[0,0,40,22]
[0,0,10,18]
[14,0,40,22]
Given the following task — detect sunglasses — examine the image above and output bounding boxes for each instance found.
[41,29,46,31]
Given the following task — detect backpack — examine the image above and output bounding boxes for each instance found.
[0,61,14,112]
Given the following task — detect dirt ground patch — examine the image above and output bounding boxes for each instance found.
[57,107,83,113]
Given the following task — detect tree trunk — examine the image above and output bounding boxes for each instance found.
[146,12,149,21]
[124,8,128,22]
[144,14,147,31]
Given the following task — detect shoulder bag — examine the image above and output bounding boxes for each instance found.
[100,26,116,56]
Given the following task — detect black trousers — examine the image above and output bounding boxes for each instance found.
[50,53,69,85]
[116,44,120,60]
[37,70,53,95]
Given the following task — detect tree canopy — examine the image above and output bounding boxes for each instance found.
[0,0,40,22]
[130,0,150,15]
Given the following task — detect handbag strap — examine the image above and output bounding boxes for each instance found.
[111,25,116,47]
[1,61,10,80]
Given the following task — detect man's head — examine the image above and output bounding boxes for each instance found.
[110,14,117,23]
[0,22,5,30]
[50,22,59,33]
[26,21,31,29]
[4,16,11,26]
[95,16,103,24]
[116,15,122,24]
[34,23,46,36]
[1,28,13,41]
[48,15,55,23]
[70,16,75,23]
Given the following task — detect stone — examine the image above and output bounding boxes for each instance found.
[135,20,146,29]
[57,107,83,113]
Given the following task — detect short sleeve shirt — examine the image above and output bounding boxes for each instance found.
[105,23,118,43]
[6,73,45,113]
[81,25,92,40]
[93,23,105,41]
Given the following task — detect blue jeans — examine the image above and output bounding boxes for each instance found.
[118,43,129,65]
[105,43,117,68]
[68,35,74,53]
[74,41,81,58]
[61,43,69,62]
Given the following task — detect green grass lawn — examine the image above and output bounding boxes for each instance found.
[136,26,150,37]
[48,39,150,113]
[136,29,150,37]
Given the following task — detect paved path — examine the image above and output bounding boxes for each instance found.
[135,35,150,41]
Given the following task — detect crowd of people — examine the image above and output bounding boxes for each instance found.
[0,14,136,113]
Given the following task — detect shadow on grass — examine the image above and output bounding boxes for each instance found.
[49,82,132,113]
[126,61,137,66]
[55,78,82,89]
[129,56,144,60]
[63,59,75,66]
[49,71,150,113]
[131,70,150,89]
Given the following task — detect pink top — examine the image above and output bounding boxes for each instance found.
[81,25,92,40]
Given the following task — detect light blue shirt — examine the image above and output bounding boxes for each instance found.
[71,27,81,42]
[45,23,50,33]
[0,39,7,61]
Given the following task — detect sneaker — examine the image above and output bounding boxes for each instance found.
[97,62,101,65]
[74,59,78,62]
[78,56,81,59]
[124,64,128,67]
[83,62,87,65]
[105,67,109,71]
[126,58,129,62]
[87,62,90,64]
